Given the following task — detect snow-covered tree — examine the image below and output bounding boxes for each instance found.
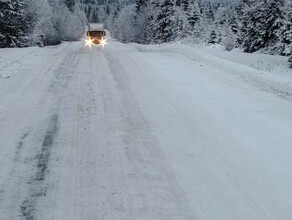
[208,30,217,44]
[104,3,120,36]
[175,0,201,40]
[289,55,292,68]
[0,0,87,47]
[241,0,284,53]
[0,0,27,48]
[156,0,176,42]
[64,0,75,11]
[277,0,292,55]
[144,0,163,43]
[113,4,137,42]
[77,0,292,68]
[187,0,201,29]
[133,0,148,43]
[180,0,189,12]
[24,0,55,46]
[212,4,241,50]
[172,3,187,39]
[221,27,237,51]
[43,0,87,44]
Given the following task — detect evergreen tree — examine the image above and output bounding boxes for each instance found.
[156,0,176,42]
[133,0,148,43]
[136,0,147,13]
[214,5,240,50]
[0,0,27,48]
[208,30,217,44]
[64,0,76,11]
[198,1,216,43]
[181,0,189,12]
[144,0,163,43]
[289,55,292,68]
[187,0,200,28]
[241,0,284,53]
[186,0,201,39]
[278,0,292,55]
[201,1,214,21]
[172,2,187,39]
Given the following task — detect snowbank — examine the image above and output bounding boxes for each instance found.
[0,48,35,78]
[0,43,72,79]
[131,42,292,100]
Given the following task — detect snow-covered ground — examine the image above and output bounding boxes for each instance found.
[132,42,292,100]
[0,37,292,219]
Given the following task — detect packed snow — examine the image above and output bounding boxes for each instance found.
[2,0,292,218]
[132,42,292,100]
[1,36,292,219]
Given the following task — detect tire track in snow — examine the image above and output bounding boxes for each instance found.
[19,49,80,219]
[103,50,196,219]
[21,114,58,220]
[14,132,29,163]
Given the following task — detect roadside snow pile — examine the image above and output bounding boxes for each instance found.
[0,48,35,78]
[0,43,72,79]
[203,45,291,76]
[131,43,292,100]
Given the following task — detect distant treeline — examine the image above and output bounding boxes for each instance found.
[1,0,292,67]
[80,0,292,67]
[0,0,87,47]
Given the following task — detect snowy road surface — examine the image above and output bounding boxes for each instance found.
[1,39,292,220]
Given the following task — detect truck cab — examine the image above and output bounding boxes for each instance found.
[87,23,106,45]
[87,30,106,45]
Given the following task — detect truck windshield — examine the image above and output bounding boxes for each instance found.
[89,31,103,37]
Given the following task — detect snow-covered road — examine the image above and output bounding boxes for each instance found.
[1,39,292,220]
